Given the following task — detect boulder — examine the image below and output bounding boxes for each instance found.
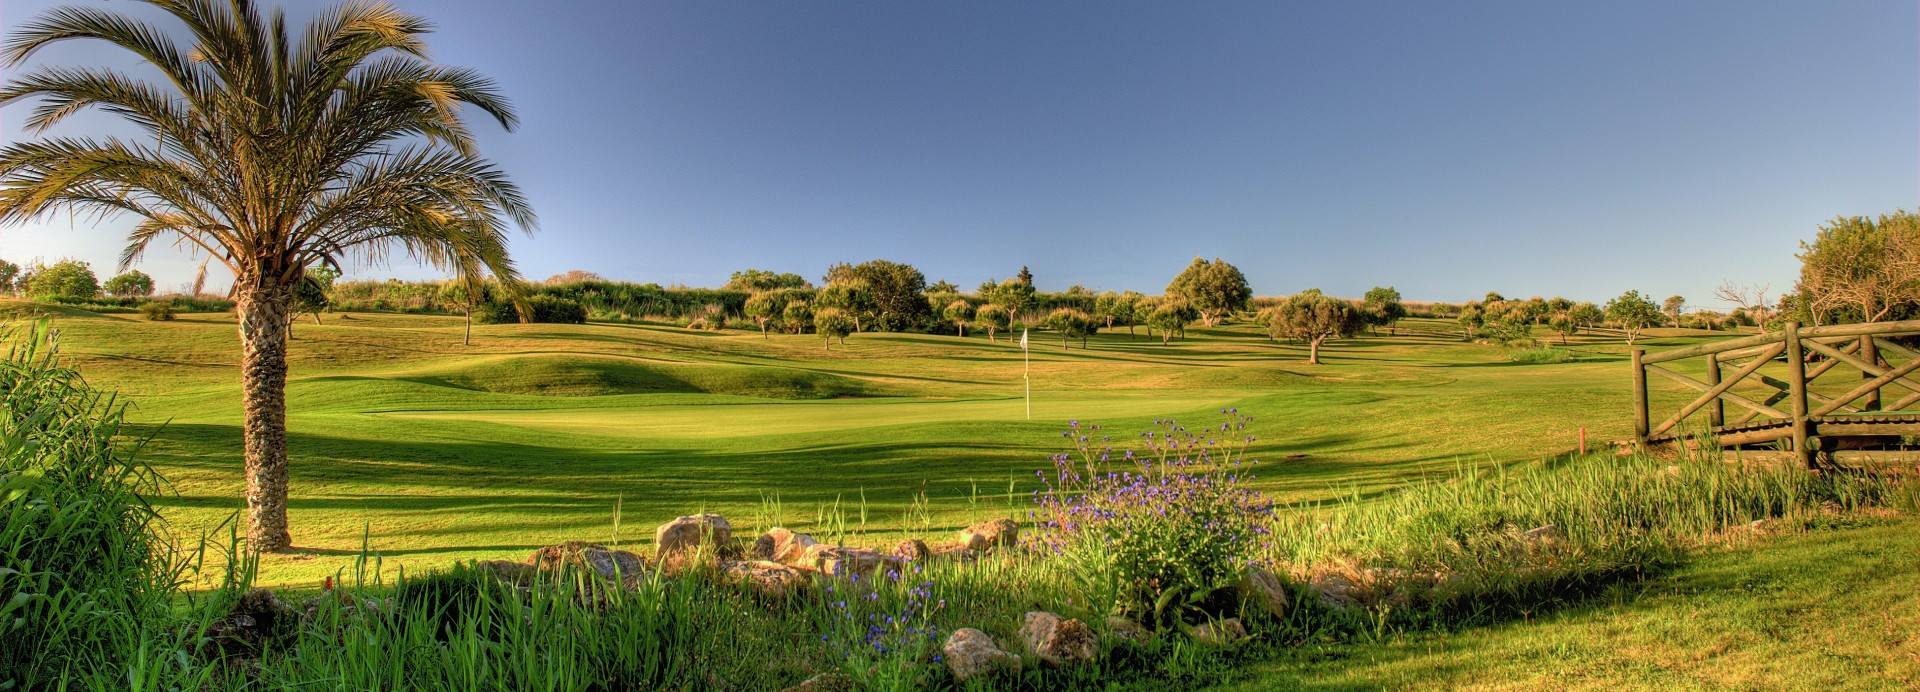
[796,544,884,577]
[721,560,809,600]
[656,514,733,559]
[1238,566,1287,620]
[528,542,648,585]
[1309,573,1360,610]
[958,518,1019,552]
[891,538,931,563]
[300,588,385,623]
[781,672,855,692]
[475,559,539,587]
[1184,617,1247,646]
[1104,616,1151,642]
[942,628,1022,682]
[753,527,820,565]
[203,587,295,657]
[1017,611,1097,666]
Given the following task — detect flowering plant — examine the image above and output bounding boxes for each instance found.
[1030,411,1274,628]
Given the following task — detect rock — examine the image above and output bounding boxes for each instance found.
[1521,524,1560,544]
[1104,616,1151,642]
[656,514,733,559]
[1309,573,1360,610]
[721,560,809,599]
[781,672,854,692]
[891,539,931,563]
[474,559,539,587]
[942,628,1022,682]
[300,588,384,623]
[753,527,820,565]
[1238,566,1287,620]
[796,544,884,577]
[958,518,1019,552]
[528,542,648,585]
[204,588,295,657]
[1018,611,1097,666]
[1184,618,1248,646]
[931,545,980,563]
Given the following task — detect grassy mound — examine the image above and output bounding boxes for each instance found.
[414,355,881,399]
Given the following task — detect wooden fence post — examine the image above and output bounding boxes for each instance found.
[1632,347,1649,448]
[1862,335,1881,412]
[1784,323,1812,468]
[1705,351,1724,428]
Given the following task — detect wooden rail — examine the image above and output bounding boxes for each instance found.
[1632,320,1920,467]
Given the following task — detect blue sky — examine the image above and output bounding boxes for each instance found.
[2,1,1915,305]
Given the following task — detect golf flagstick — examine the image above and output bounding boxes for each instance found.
[1020,328,1030,420]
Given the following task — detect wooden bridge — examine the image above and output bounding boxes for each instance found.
[1631,320,1920,468]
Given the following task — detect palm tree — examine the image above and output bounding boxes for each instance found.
[0,0,535,552]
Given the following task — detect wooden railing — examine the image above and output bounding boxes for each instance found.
[1632,320,1920,466]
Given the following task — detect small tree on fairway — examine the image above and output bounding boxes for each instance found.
[1131,298,1156,339]
[1456,303,1484,338]
[1606,290,1662,345]
[975,303,1010,341]
[944,299,975,337]
[1569,302,1604,334]
[1147,301,1197,345]
[781,299,812,334]
[437,278,490,345]
[814,307,854,350]
[1548,314,1578,344]
[1663,295,1686,327]
[1165,257,1252,327]
[286,266,338,328]
[102,270,155,298]
[744,291,784,339]
[1268,292,1363,364]
[1094,290,1136,333]
[1362,286,1407,335]
[987,278,1036,319]
[1045,308,1097,348]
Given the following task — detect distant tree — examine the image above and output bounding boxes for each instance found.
[1523,297,1549,324]
[1045,308,1098,348]
[1456,303,1484,338]
[24,260,97,301]
[1093,291,1137,334]
[103,270,155,299]
[286,266,339,328]
[781,299,813,334]
[1065,283,1093,296]
[744,291,785,339]
[944,299,976,337]
[1662,295,1686,327]
[545,270,604,285]
[727,269,812,292]
[1130,298,1156,339]
[825,260,930,331]
[975,303,1011,342]
[1146,301,1198,345]
[814,307,855,350]
[1548,314,1578,344]
[1016,266,1035,288]
[1795,211,1920,325]
[1362,286,1407,335]
[1714,282,1773,334]
[1165,257,1252,327]
[1568,302,1604,334]
[1480,311,1536,346]
[1546,297,1573,314]
[1268,292,1363,364]
[1605,290,1662,345]
[0,259,19,294]
[438,277,491,345]
[987,278,1037,318]
[1484,291,1506,304]
[927,279,959,294]
[813,283,875,332]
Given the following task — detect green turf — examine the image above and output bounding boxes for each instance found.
[1226,517,1920,690]
[8,302,1746,588]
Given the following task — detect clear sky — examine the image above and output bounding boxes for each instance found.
[2,1,1915,306]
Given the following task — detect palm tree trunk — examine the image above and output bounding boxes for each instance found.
[237,281,293,553]
[464,308,473,346]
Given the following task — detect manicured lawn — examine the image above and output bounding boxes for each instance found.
[1230,517,1920,690]
[10,302,1731,588]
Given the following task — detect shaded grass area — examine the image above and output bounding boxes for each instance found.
[1234,517,1920,690]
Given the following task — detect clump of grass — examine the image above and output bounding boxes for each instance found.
[1504,346,1574,363]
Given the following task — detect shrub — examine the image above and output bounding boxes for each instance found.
[1505,346,1572,364]
[103,270,156,298]
[476,295,587,324]
[24,259,99,301]
[1031,413,1274,629]
[138,300,176,321]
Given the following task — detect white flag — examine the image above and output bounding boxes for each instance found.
[1019,329,1028,349]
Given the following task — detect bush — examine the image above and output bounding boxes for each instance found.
[138,300,177,321]
[475,295,587,324]
[1505,346,1572,363]
[103,270,156,299]
[24,259,99,301]
[1032,413,1274,629]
